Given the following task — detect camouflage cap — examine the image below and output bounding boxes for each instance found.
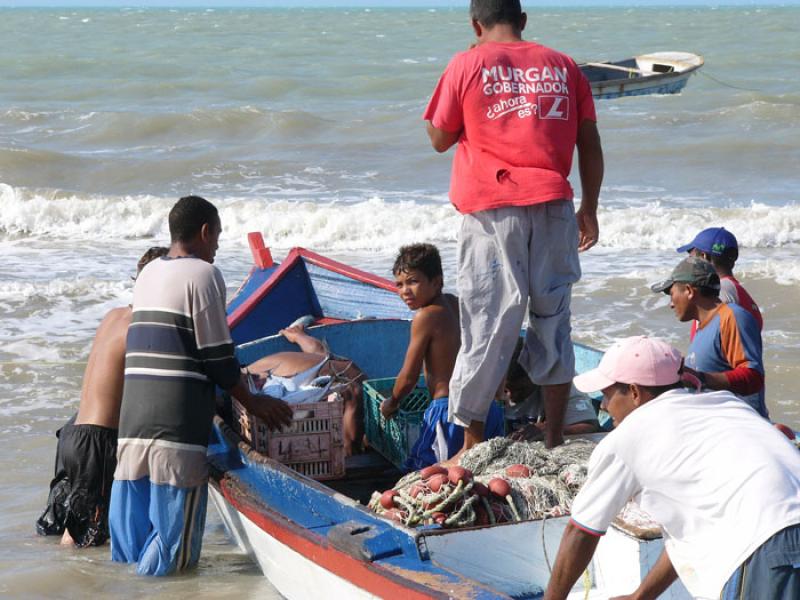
[650,256,721,294]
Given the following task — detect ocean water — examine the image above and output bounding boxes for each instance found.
[1,5,799,597]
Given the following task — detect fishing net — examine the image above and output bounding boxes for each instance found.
[368,437,596,529]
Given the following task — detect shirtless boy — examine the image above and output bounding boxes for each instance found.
[381,243,504,469]
[246,323,366,455]
[36,246,168,547]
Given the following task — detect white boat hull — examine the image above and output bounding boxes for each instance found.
[209,484,377,599]
[211,480,691,599]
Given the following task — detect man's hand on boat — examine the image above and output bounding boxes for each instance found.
[230,378,294,430]
[249,394,294,431]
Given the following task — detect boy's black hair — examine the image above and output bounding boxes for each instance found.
[504,337,537,402]
[506,337,528,386]
[135,246,169,279]
[393,243,443,280]
[168,195,219,243]
[470,0,524,29]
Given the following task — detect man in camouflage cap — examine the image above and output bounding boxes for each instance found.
[651,256,767,417]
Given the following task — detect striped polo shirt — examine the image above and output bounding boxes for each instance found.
[114,256,241,488]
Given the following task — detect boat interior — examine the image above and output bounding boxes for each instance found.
[227,318,606,507]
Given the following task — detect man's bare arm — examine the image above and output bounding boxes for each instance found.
[609,550,678,600]
[575,119,603,252]
[280,324,327,354]
[426,121,461,153]
[544,522,600,599]
[381,313,432,418]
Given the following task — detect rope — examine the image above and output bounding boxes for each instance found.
[699,70,762,92]
[541,513,553,573]
[541,512,593,597]
[583,567,592,600]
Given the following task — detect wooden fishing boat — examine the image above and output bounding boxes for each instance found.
[580,52,704,100]
[209,233,692,598]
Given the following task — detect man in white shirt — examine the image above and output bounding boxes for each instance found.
[544,336,800,600]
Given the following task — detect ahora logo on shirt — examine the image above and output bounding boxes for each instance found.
[539,95,569,120]
[485,94,570,121]
[481,64,569,96]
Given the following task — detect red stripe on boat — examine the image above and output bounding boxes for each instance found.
[228,247,399,330]
[218,479,450,599]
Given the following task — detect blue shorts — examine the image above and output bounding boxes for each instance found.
[109,477,207,576]
[721,523,800,600]
[403,397,505,472]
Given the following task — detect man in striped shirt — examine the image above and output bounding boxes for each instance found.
[109,195,292,576]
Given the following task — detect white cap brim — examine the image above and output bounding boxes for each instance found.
[573,368,616,394]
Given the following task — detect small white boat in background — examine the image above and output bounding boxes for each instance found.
[581,51,704,99]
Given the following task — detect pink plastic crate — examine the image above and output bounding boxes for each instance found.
[231,396,346,481]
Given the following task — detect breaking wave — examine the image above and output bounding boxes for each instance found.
[2,183,798,253]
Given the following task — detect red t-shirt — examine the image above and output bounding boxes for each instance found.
[424,41,596,214]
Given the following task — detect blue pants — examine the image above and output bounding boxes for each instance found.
[109,477,207,576]
[403,397,505,472]
[722,523,800,599]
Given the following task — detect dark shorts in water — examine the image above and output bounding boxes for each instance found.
[36,415,118,548]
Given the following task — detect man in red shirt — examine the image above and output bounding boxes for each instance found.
[424,0,604,451]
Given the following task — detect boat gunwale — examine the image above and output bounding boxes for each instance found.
[228,246,399,331]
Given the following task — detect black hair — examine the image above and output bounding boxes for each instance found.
[506,338,529,386]
[168,195,219,243]
[392,243,443,281]
[505,337,537,401]
[470,0,524,29]
[710,248,738,272]
[135,246,169,278]
[696,285,720,299]
[674,281,720,299]
[612,381,682,398]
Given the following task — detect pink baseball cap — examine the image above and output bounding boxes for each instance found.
[574,336,683,393]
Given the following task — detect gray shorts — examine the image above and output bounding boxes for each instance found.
[449,201,581,427]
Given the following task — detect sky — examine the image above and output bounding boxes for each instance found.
[0,0,796,6]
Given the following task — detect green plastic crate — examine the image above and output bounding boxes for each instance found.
[363,377,431,469]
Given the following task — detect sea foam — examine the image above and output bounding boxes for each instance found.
[2,184,798,254]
